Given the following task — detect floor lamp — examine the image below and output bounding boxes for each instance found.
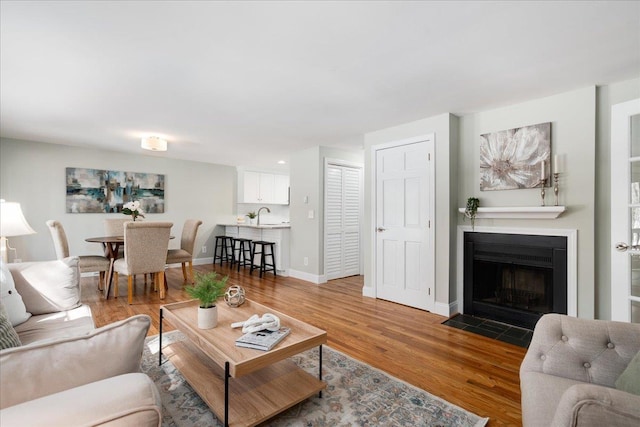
[0,200,36,263]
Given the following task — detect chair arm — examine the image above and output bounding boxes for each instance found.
[551,383,640,427]
[0,314,150,409]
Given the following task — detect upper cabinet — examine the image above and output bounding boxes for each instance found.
[240,171,289,205]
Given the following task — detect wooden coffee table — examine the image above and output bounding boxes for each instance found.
[159,299,327,427]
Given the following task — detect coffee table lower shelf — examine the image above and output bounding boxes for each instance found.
[163,340,326,427]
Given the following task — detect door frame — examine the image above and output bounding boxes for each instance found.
[369,134,436,311]
[611,98,640,321]
[323,158,364,280]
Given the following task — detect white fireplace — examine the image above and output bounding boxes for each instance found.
[457,226,578,322]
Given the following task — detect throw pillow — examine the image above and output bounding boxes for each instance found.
[8,257,81,314]
[615,351,640,396]
[0,260,31,326]
[0,305,22,350]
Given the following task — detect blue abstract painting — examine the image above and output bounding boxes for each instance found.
[66,168,165,213]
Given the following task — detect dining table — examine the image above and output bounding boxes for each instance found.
[85,235,173,299]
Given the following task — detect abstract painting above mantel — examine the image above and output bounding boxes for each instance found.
[66,167,165,214]
[480,122,551,191]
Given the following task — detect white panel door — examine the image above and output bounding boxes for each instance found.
[375,137,434,311]
[324,162,362,280]
[611,98,640,322]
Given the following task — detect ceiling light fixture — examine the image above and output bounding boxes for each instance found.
[277,160,286,165]
[141,136,168,152]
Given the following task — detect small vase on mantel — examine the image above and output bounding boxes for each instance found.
[198,306,218,329]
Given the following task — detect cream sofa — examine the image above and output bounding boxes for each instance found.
[0,258,162,426]
[520,313,640,427]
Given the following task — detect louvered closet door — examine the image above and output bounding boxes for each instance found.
[325,163,362,280]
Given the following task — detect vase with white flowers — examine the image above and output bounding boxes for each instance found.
[122,200,145,221]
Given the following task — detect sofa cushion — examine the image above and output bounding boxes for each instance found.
[8,257,81,315]
[0,308,21,350]
[13,305,94,346]
[0,314,151,409]
[0,373,161,427]
[0,260,31,326]
[616,351,640,396]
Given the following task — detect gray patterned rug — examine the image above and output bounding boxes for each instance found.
[142,332,488,427]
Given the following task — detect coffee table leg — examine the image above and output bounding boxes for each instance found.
[224,361,230,427]
[159,308,163,366]
[319,344,323,398]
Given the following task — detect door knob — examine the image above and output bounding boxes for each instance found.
[615,242,640,252]
[377,227,386,232]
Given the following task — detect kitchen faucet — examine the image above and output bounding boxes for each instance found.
[257,206,271,226]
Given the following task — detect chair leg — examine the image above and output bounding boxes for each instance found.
[128,275,134,304]
[188,261,194,284]
[181,263,188,284]
[158,271,166,299]
[98,272,105,291]
[114,272,119,298]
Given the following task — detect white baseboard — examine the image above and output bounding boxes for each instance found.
[362,286,375,298]
[434,301,458,317]
[193,257,214,266]
[288,269,326,284]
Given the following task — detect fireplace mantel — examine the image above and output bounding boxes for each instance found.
[457,206,566,219]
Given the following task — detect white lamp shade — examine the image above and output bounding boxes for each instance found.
[141,137,167,152]
[0,201,36,237]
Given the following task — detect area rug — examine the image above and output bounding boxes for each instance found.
[142,332,488,427]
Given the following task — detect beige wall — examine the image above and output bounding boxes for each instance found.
[0,138,236,263]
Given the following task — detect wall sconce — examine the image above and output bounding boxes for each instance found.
[141,136,168,152]
[0,200,36,263]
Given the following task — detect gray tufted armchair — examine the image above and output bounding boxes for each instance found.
[520,313,640,426]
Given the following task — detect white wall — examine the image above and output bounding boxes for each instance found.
[363,113,457,313]
[289,145,364,282]
[0,138,236,263]
[458,86,597,318]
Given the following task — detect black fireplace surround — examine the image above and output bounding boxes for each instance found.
[464,232,567,330]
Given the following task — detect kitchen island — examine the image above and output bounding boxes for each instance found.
[221,224,291,276]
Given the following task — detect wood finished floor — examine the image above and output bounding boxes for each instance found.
[83,263,526,426]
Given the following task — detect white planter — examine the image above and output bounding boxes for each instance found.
[197,306,218,329]
[249,218,257,225]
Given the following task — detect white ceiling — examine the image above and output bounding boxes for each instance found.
[1,1,639,170]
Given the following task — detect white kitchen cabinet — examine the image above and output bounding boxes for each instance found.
[273,174,290,205]
[240,171,289,205]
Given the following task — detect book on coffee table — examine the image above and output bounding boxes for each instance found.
[235,327,291,351]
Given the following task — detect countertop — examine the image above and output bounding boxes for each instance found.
[221,223,291,229]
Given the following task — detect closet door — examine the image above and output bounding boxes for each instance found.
[325,162,362,280]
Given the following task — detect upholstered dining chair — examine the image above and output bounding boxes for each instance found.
[166,219,203,285]
[46,220,111,289]
[104,217,152,285]
[113,221,172,304]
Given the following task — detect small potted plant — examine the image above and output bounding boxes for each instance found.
[184,272,229,329]
[464,197,480,230]
[246,211,257,225]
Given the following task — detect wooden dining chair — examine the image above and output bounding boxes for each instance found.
[166,219,202,285]
[113,221,172,304]
[45,220,111,289]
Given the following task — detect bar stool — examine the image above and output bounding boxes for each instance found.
[213,235,234,266]
[233,238,253,272]
[250,241,277,278]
